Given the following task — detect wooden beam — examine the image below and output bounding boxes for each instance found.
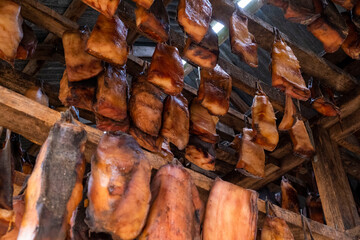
[340,149,360,181]
[312,126,360,231]
[328,108,360,142]
[230,91,250,113]
[211,0,359,93]
[0,85,351,240]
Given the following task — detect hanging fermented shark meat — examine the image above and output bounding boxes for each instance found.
[278,94,296,131]
[62,29,103,82]
[309,78,340,117]
[252,89,279,151]
[157,140,174,162]
[0,196,25,240]
[86,132,151,240]
[95,114,130,133]
[267,0,321,25]
[198,65,232,116]
[130,75,166,136]
[190,101,219,144]
[185,135,216,171]
[135,0,170,43]
[331,0,356,10]
[138,163,204,240]
[132,0,154,9]
[306,194,324,224]
[93,65,128,121]
[129,126,164,152]
[342,13,360,60]
[178,0,212,43]
[229,9,258,67]
[289,118,315,158]
[307,0,348,53]
[59,70,96,111]
[16,23,37,60]
[86,14,128,66]
[81,0,120,18]
[147,43,184,95]
[261,214,295,240]
[281,177,300,213]
[232,128,265,178]
[352,1,360,29]
[161,94,190,150]
[0,0,23,65]
[24,86,49,107]
[203,178,258,240]
[271,30,310,100]
[0,129,13,210]
[183,28,219,69]
[17,111,86,240]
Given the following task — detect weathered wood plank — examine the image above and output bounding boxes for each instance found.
[328,108,360,142]
[230,91,250,113]
[211,0,359,93]
[312,126,360,231]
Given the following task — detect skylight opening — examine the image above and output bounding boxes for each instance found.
[212,21,225,34]
[238,0,252,8]
[182,59,187,65]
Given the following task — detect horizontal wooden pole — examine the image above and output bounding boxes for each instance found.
[329,108,360,142]
[0,85,351,240]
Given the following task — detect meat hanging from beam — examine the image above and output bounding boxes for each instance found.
[161,94,190,150]
[229,9,258,68]
[306,194,324,224]
[138,162,204,240]
[271,29,310,101]
[352,1,360,29]
[281,177,300,213]
[16,22,38,60]
[341,13,360,60]
[0,0,23,65]
[129,126,164,153]
[0,196,25,239]
[86,14,129,66]
[81,0,121,18]
[24,86,49,107]
[198,65,232,116]
[289,118,315,158]
[135,0,170,43]
[147,43,184,95]
[129,75,166,136]
[278,94,296,131]
[62,29,103,82]
[95,114,130,133]
[185,135,216,171]
[330,0,356,10]
[203,178,258,240]
[260,212,295,240]
[17,111,87,240]
[85,132,151,240]
[177,0,212,43]
[132,0,154,9]
[0,128,13,211]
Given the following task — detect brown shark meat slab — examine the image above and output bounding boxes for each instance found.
[281,177,300,213]
[306,194,324,224]
[81,0,121,18]
[132,0,154,9]
[17,111,87,240]
[95,114,130,133]
[185,135,216,171]
[341,13,360,60]
[261,214,295,240]
[129,126,164,153]
[289,118,315,158]
[86,132,151,240]
[24,86,49,107]
[16,23,37,60]
[278,94,296,131]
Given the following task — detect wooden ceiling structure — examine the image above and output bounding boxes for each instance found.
[0,0,360,239]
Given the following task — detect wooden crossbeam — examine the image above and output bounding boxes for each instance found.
[329,108,360,142]
[0,85,352,240]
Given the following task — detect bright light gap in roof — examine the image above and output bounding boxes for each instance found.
[212,21,224,34]
[182,59,187,65]
[238,0,252,8]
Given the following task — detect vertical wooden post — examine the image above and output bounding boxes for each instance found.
[312,126,360,231]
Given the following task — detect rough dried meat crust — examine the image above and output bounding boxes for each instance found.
[261,215,295,240]
[81,0,121,18]
[278,94,296,131]
[289,119,315,158]
[185,135,216,171]
[281,177,300,213]
[129,126,164,153]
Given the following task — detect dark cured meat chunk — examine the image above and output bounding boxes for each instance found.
[281,177,300,213]
[95,114,130,133]
[81,0,120,18]
[289,118,315,158]
[352,1,360,29]
[278,94,296,131]
[24,86,49,107]
[138,163,204,240]
[135,0,170,43]
[16,22,37,60]
[0,128,13,210]
[342,13,360,60]
[129,126,164,153]
[185,135,216,171]
[261,214,295,240]
[132,0,154,9]
[330,0,357,10]
[306,194,324,224]
[18,111,87,240]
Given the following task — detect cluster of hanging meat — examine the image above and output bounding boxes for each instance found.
[267,0,360,58]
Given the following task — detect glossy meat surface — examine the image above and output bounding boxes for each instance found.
[24,86,49,107]
[230,10,258,67]
[95,114,130,133]
[129,75,166,136]
[81,0,120,18]
[278,94,295,131]
[289,119,315,158]
[86,15,128,66]
[0,129,13,210]
[161,94,190,150]
[281,177,299,213]
[198,65,232,116]
[0,196,25,240]
[16,23,37,60]
[331,0,356,10]
[271,32,310,100]
[190,101,219,144]
[135,0,169,42]
[132,0,154,9]
[147,43,184,95]
[185,136,216,171]
[178,0,212,43]
[203,178,258,240]
[139,163,204,240]
[62,29,103,82]
[311,97,340,116]
[0,0,23,65]
[252,89,279,151]
[232,128,265,178]
[183,28,219,69]
[86,133,151,240]
[261,215,294,240]
[59,71,96,111]
[93,65,128,121]
[18,112,87,240]
[129,126,164,152]
[341,13,360,60]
